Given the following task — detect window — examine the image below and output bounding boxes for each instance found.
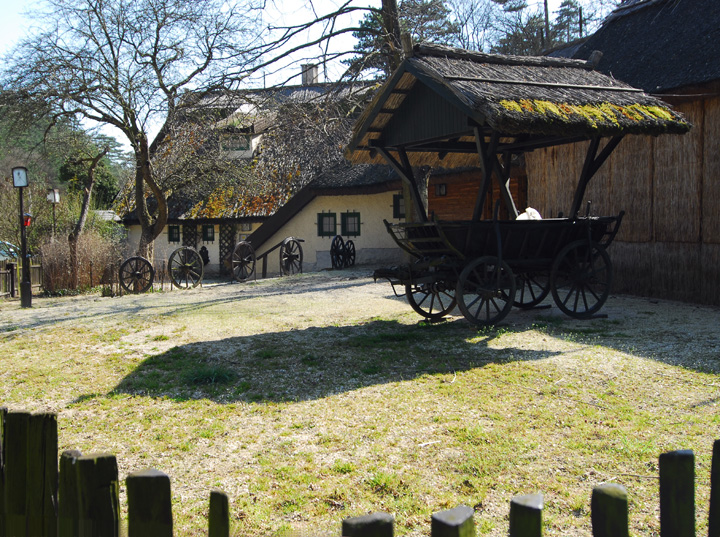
[168,225,180,243]
[221,134,251,152]
[435,183,447,196]
[341,212,361,237]
[317,212,336,237]
[240,222,252,232]
[202,224,215,242]
[393,194,405,219]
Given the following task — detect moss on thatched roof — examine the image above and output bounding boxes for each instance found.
[346,43,690,167]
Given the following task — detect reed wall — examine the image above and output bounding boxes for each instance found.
[526,94,719,305]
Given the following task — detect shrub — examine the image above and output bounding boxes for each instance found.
[41,228,124,293]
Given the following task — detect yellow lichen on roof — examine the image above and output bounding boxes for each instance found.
[498,99,682,130]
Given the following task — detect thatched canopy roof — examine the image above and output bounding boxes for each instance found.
[345,43,690,168]
[555,0,720,93]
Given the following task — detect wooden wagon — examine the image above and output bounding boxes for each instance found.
[345,44,690,325]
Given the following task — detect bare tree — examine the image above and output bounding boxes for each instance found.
[2,0,262,259]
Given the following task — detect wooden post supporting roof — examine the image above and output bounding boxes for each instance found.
[472,129,498,221]
[371,143,428,222]
[570,135,624,218]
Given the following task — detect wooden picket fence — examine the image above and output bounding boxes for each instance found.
[0,408,718,537]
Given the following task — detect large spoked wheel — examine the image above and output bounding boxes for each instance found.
[168,247,204,289]
[232,241,256,282]
[514,271,550,309]
[344,240,356,268]
[456,256,516,326]
[550,240,612,319]
[119,256,154,294]
[279,238,303,276]
[330,235,345,269]
[405,280,457,321]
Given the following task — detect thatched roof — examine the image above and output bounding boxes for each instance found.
[345,43,690,168]
[554,0,720,93]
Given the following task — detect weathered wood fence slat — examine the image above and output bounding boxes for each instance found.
[0,408,718,536]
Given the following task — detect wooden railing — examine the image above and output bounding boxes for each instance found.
[0,259,43,298]
[0,408,718,536]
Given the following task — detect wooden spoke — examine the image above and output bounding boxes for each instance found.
[119,256,154,294]
[279,238,303,276]
[330,235,345,269]
[550,240,612,318]
[344,240,356,267]
[514,271,550,309]
[231,241,256,282]
[456,256,516,326]
[405,279,456,321]
[168,247,204,289]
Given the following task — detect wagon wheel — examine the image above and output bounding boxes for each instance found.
[344,240,356,267]
[119,256,154,294]
[405,280,457,321]
[232,241,256,282]
[550,240,612,319]
[514,271,550,309]
[330,235,345,269]
[279,238,303,276]
[168,246,204,289]
[456,256,516,326]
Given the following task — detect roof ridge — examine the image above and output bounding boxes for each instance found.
[412,43,593,70]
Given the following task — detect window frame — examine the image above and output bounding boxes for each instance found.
[202,224,215,242]
[168,225,181,243]
[393,194,406,219]
[317,212,337,237]
[341,211,361,237]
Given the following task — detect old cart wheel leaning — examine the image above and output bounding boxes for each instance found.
[344,240,356,267]
[119,256,154,294]
[330,235,345,269]
[550,240,612,319]
[279,238,303,275]
[405,280,457,321]
[232,241,256,282]
[456,256,516,325]
[514,271,550,309]
[168,246,204,289]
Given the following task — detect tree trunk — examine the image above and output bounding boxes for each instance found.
[381,0,404,73]
[134,133,168,260]
[68,148,108,289]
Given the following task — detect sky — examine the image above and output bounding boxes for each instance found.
[0,0,575,81]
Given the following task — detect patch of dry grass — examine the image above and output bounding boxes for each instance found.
[0,270,718,536]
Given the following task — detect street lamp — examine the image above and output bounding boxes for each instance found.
[47,188,60,240]
[12,166,32,308]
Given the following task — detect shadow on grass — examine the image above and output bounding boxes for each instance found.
[101,318,561,404]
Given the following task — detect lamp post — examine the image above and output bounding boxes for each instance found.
[12,166,32,308]
[47,188,60,240]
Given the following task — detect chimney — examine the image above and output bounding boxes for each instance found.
[301,64,319,86]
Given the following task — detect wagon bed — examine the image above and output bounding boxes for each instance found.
[375,211,624,324]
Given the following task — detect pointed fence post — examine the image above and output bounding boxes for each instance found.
[342,512,394,537]
[591,484,629,537]
[509,494,543,537]
[4,411,30,536]
[75,453,120,537]
[710,440,720,537]
[0,407,6,537]
[58,450,82,537]
[208,489,229,537]
[126,468,173,537]
[659,449,695,537]
[431,505,475,537]
[26,413,58,537]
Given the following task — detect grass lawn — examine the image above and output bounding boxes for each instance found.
[0,270,718,536]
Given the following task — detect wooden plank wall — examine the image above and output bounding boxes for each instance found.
[526,94,720,305]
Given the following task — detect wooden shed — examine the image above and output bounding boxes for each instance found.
[346,43,689,223]
[543,0,720,304]
[345,43,690,323]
